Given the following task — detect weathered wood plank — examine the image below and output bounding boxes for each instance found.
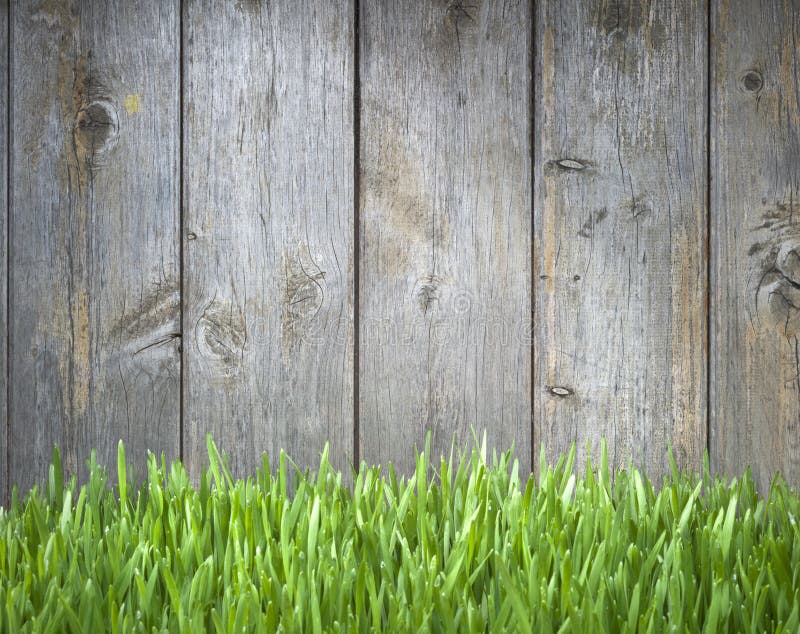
[183,0,354,478]
[534,1,707,478]
[710,0,800,491]
[9,0,180,492]
[359,0,532,474]
[1,0,7,504]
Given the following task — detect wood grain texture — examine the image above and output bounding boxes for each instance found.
[183,0,354,478]
[9,0,180,493]
[1,0,7,504]
[534,0,707,478]
[359,0,532,474]
[710,0,800,491]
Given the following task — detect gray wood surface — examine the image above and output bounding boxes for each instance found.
[1,0,7,504]
[8,0,180,493]
[710,0,800,491]
[534,0,707,479]
[183,0,355,479]
[4,0,800,495]
[359,0,532,474]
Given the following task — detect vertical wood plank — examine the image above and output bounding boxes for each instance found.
[183,0,354,477]
[534,1,707,478]
[9,0,180,492]
[711,0,800,491]
[1,0,7,503]
[359,1,532,474]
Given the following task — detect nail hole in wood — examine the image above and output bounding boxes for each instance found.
[556,159,586,171]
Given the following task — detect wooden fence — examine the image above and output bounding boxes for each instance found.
[1,0,798,500]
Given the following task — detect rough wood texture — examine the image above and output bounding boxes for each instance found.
[359,0,532,474]
[183,0,354,478]
[534,1,707,478]
[1,0,7,504]
[710,0,800,491]
[6,1,800,494]
[9,0,180,493]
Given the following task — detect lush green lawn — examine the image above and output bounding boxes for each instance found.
[1,434,799,632]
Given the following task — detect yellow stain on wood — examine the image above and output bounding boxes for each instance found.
[40,284,91,425]
[715,0,729,118]
[540,25,556,298]
[72,289,91,417]
[57,52,91,190]
[540,24,558,391]
[362,122,448,278]
[124,93,143,115]
[779,30,800,127]
[53,49,92,418]
[670,227,702,465]
[541,27,554,125]
[31,0,73,30]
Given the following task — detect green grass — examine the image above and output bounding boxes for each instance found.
[1,434,799,633]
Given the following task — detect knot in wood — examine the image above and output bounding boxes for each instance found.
[556,159,586,171]
[281,246,326,351]
[601,2,634,35]
[739,70,763,93]
[415,275,441,315]
[74,100,118,155]
[445,0,478,33]
[196,299,246,374]
[756,242,800,338]
[545,158,593,176]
